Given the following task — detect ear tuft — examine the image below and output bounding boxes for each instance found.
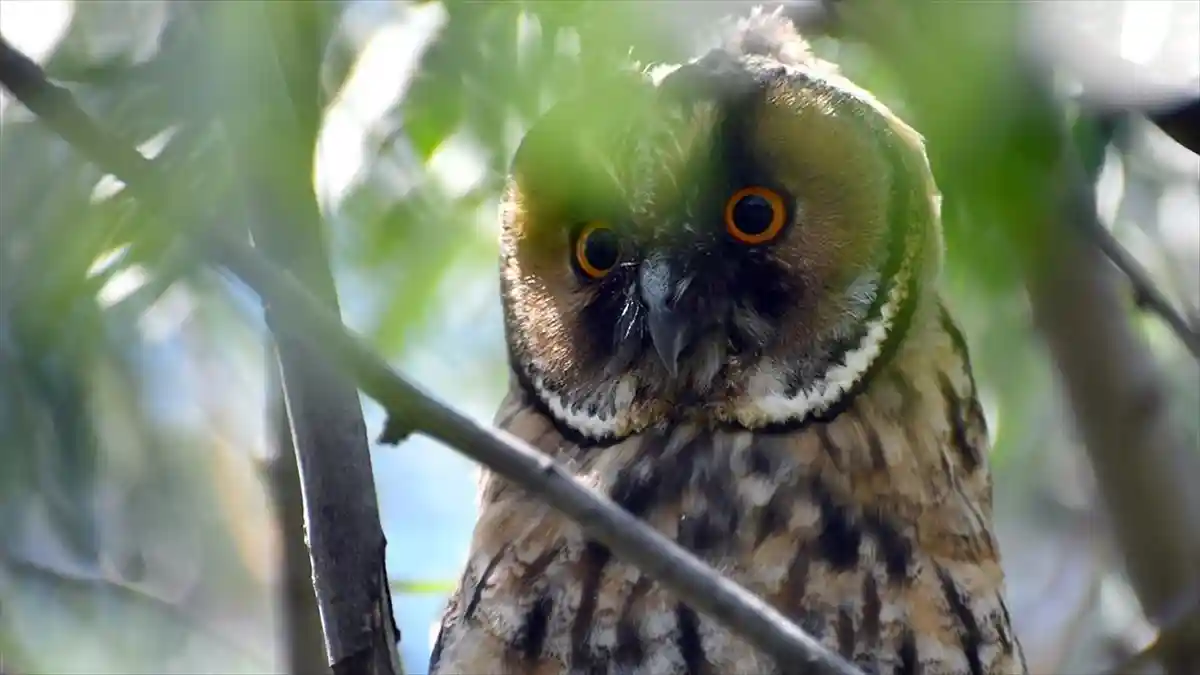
[716,5,815,67]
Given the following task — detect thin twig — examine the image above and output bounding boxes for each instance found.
[1082,213,1200,360]
[1,552,272,668]
[1075,113,1200,358]
[0,37,862,675]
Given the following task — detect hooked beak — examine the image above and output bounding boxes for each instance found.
[639,255,694,379]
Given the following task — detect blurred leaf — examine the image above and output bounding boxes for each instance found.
[0,553,270,673]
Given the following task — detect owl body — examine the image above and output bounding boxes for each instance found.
[432,9,1025,675]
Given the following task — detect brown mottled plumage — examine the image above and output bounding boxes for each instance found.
[431,8,1026,675]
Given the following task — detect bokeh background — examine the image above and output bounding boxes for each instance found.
[1,1,1197,673]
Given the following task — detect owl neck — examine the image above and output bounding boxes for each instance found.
[509,270,928,449]
[496,292,995,557]
[500,292,993,532]
[725,259,924,433]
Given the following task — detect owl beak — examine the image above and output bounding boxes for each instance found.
[639,256,693,379]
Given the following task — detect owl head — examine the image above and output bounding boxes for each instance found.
[499,11,942,444]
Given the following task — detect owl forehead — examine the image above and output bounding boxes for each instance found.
[619,99,722,220]
[508,54,901,250]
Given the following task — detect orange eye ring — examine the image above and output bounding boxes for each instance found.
[574,222,620,279]
[724,186,787,244]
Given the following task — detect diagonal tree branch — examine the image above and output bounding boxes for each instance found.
[1081,208,1200,359]
[0,37,862,675]
[1073,112,1200,360]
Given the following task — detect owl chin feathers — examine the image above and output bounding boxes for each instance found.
[523,265,908,444]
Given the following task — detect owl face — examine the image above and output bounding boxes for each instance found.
[501,48,939,443]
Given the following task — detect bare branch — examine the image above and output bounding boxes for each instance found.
[1075,113,1200,360]
[1081,208,1200,360]
[0,37,863,675]
[1028,164,1200,673]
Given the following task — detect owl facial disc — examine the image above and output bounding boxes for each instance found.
[501,21,939,445]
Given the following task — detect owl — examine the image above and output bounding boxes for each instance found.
[430,9,1026,675]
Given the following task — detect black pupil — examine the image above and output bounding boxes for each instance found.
[732,194,776,235]
[583,228,619,271]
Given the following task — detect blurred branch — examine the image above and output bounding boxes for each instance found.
[1075,113,1200,359]
[813,1,1200,361]
[0,36,863,675]
[827,3,1200,673]
[1082,205,1200,359]
[1148,98,1200,156]
[1,553,269,667]
[1013,7,1200,156]
[0,32,398,675]
[1014,89,1200,673]
[1108,586,1200,675]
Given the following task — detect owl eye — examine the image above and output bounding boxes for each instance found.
[573,222,621,279]
[725,186,787,244]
